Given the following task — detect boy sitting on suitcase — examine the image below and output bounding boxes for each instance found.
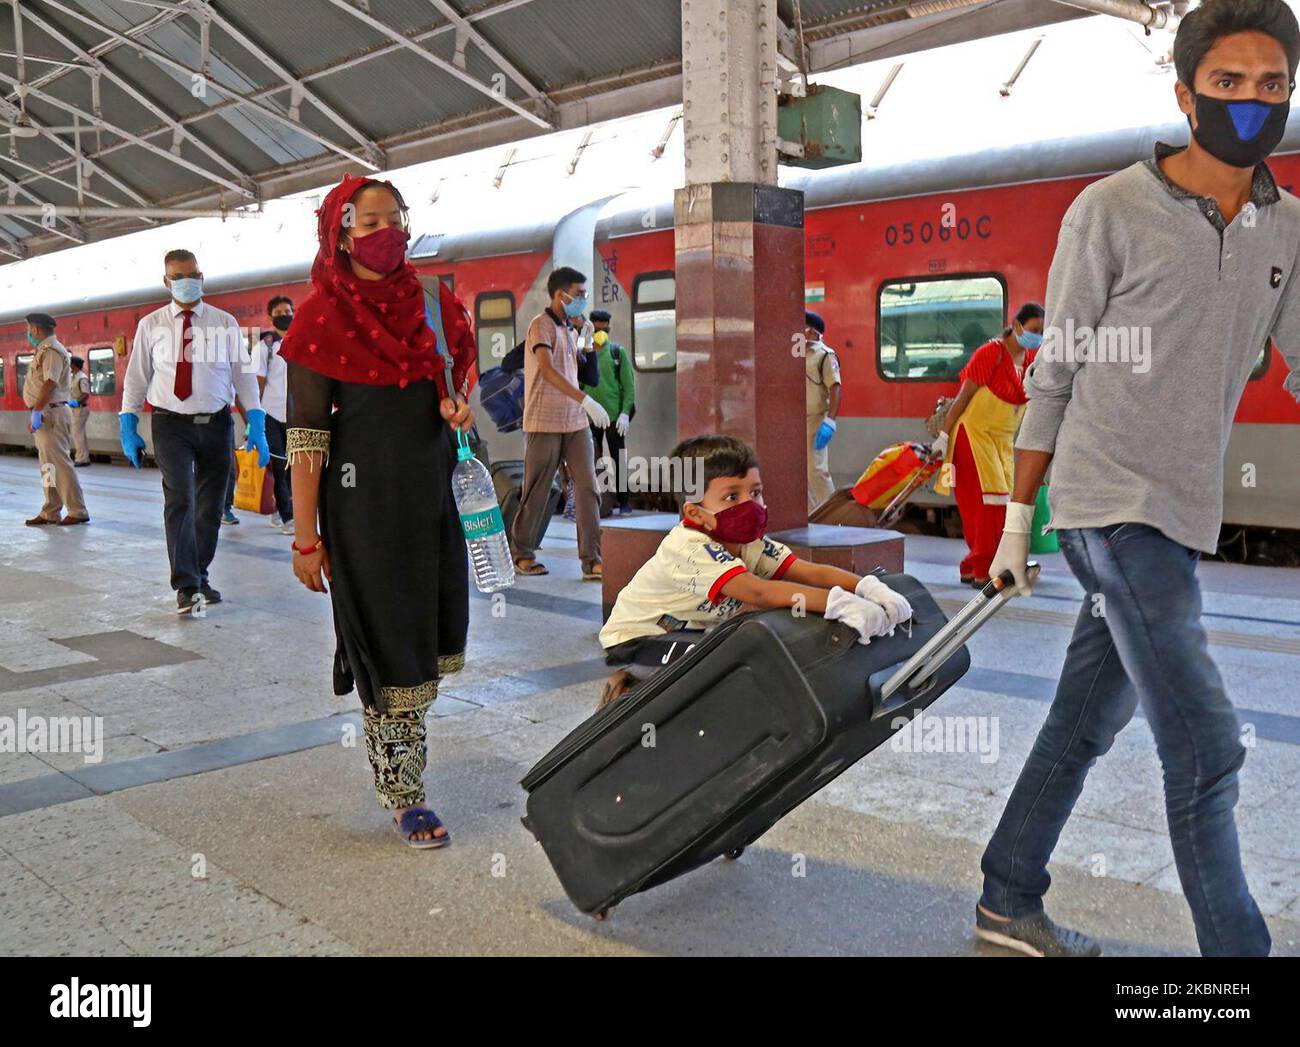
[597,434,913,708]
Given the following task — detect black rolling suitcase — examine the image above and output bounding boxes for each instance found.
[521,566,1038,917]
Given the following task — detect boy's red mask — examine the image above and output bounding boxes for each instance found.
[686,499,768,544]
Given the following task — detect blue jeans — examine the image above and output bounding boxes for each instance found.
[980,523,1269,956]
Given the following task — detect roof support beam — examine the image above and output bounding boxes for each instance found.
[0,170,84,242]
[0,92,153,210]
[0,203,252,219]
[0,219,26,256]
[425,0,556,124]
[188,0,386,167]
[320,0,554,129]
[13,2,256,194]
[0,69,255,199]
[1050,0,1181,31]
[36,0,382,171]
[0,151,130,208]
[2,2,182,111]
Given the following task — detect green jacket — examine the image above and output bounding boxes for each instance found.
[580,341,635,420]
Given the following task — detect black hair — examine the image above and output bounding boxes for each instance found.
[342,181,411,242]
[267,294,293,315]
[547,266,587,297]
[70,356,84,369]
[1174,0,1300,88]
[164,248,196,266]
[805,310,826,335]
[669,434,759,510]
[1004,300,1045,337]
[590,309,612,323]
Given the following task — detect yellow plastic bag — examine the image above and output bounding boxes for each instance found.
[233,447,273,514]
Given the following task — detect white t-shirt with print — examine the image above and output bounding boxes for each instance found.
[600,523,797,649]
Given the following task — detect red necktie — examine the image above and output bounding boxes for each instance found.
[173,310,194,401]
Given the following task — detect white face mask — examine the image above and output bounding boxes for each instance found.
[170,276,203,303]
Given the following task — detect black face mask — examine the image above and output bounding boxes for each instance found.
[272,314,293,332]
[1192,93,1291,168]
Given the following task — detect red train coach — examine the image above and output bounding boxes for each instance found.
[2,122,1297,536]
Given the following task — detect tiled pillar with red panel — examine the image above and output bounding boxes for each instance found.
[673,180,808,533]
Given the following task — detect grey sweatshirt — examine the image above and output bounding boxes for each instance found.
[1017,152,1300,554]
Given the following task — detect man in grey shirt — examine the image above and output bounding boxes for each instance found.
[979,0,1300,957]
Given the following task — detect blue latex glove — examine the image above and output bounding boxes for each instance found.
[814,417,836,451]
[29,409,43,432]
[119,412,145,468]
[245,408,270,468]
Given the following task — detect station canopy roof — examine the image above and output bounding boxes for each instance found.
[0,0,1094,262]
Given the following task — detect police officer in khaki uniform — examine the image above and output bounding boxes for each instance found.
[22,312,89,526]
[69,356,92,466]
[804,311,841,511]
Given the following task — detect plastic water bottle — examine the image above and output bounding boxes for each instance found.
[451,430,515,593]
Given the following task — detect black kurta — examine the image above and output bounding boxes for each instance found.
[287,363,469,714]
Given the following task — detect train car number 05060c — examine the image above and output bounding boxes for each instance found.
[884,214,992,247]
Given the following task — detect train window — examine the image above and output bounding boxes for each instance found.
[877,274,1007,381]
[88,347,116,395]
[475,292,516,372]
[1250,340,1271,380]
[632,272,676,371]
[16,353,32,391]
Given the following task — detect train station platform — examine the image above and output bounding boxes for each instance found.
[1,454,1299,957]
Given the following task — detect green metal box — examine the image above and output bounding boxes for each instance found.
[778,85,862,169]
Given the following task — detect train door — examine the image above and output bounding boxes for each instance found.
[626,271,678,469]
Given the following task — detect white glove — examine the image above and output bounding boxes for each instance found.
[989,502,1036,596]
[930,431,949,459]
[855,574,913,632]
[615,413,630,437]
[581,395,610,429]
[824,586,890,646]
[577,320,594,350]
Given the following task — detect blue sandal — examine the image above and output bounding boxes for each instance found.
[393,807,451,850]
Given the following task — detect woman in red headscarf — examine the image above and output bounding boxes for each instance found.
[282,174,477,848]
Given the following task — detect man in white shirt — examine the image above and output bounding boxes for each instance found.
[119,248,270,614]
[255,294,294,533]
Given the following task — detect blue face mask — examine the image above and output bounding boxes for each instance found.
[563,293,588,319]
[1017,329,1043,351]
[170,276,203,304]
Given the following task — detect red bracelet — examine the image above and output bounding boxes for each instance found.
[291,539,322,556]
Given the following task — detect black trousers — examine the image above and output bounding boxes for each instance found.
[591,421,629,510]
[225,448,237,512]
[151,408,232,591]
[605,629,706,682]
[266,416,293,521]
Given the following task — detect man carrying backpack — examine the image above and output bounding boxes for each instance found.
[581,310,636,516]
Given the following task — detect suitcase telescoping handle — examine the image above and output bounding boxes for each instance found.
[879,563,1040,701]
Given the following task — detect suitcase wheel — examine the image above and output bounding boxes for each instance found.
[723,847,745,861]
[593,907,613,921]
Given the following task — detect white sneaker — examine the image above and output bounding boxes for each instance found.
[270,513,282,526]
[280,521,295,535]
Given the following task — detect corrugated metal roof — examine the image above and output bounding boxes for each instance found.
[0,0,1088,265]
